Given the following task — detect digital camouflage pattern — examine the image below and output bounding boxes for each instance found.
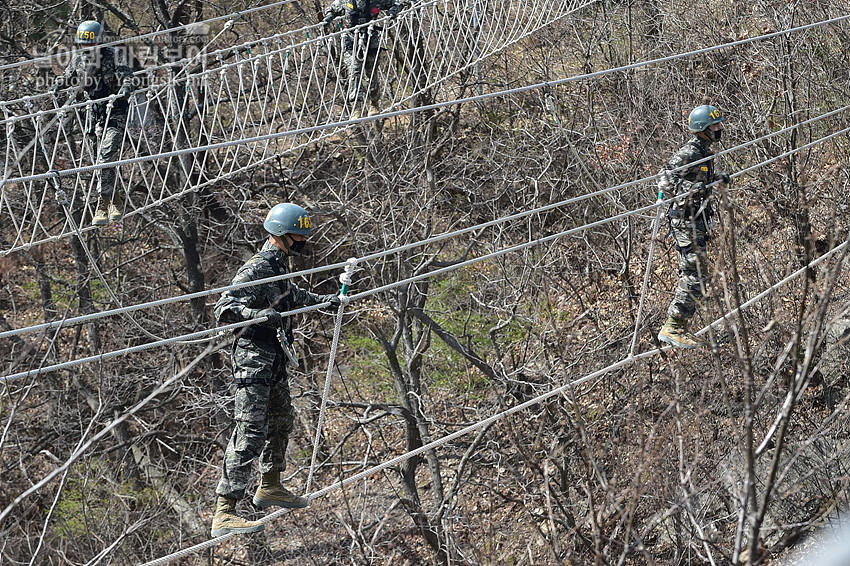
[661,135,725,321]
[53,47,134,197]
[666,217,709,321]
[214,240,327,500]
[214,240,327,340]
[215,378,295,499]
[324,0,403,104]
[664,136,717,221]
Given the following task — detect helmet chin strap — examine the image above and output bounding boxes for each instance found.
[271,234,293,254]
[704,128,722,143]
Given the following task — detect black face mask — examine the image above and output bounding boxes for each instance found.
[708,128,722,142]
[288,238,307,255]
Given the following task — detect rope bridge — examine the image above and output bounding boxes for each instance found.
[0,0,592,255]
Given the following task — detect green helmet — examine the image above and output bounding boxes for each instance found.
[688,105,724,133]
[264,203,312,237]
[75,21,102,45]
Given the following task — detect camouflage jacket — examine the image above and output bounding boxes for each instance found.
[214,240,326,339]
[54,47,133,115]
[661,136,723,220]
[324,0,403,28]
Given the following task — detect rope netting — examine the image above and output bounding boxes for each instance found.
[0,0,591,254]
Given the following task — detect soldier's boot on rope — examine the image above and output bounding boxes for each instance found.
[210,496,265,537]
[658,316,705,349]
[91,198,110,226]
[108,194,122,223]
[253,471,308,509]
[91,194,122,226]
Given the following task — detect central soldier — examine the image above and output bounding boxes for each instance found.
[211,203,340,537]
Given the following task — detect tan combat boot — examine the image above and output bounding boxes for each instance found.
[107,195,122,223]
[253,471,308,509]
[658,316,705,349]
[210,496,265,537]
[91,199,109,226]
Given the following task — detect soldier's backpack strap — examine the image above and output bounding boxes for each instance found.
[258,250,296,339]
[257,251,290,299]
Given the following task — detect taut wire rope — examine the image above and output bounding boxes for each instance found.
[4,115,850,380]
[3,101,846,340]
[305,257,358,494]
[0,304,327,384]
[629,185,666,357]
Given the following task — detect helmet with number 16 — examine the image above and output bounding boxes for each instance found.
[264,203,312,237]
[688,105,725,143]
[688,105,724,133]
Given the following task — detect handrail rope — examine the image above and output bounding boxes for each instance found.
[0,0,297,74]
[2,111,847,340]
[0,315,278,384]
[5,87,846,259]
[339,118,850,304]
[137,233,850,566]
[305,258,358,495]
[4,11,849,187]
[348,97,850,262]
[3,194,664,382]
[0,261,349,340]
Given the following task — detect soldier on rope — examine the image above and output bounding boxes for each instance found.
[50,21,134,227]
[210,203,341,537]
[657,105,731,349]
[322,0,405,119]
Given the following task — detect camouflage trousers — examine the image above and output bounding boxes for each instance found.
[215,353,295,500]
[94,111,127,197]
[666,217,709,321]
[343,30,382,104]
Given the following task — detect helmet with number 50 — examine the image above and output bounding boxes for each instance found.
[264,203,312,237]
[75,21,103,45]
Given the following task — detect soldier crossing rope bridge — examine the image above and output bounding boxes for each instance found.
[657,104,731,350]
[211,203,341,537]
[49,21,134,227]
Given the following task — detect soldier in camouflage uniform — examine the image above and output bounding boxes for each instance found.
[657,105,731,349]
[50,21,134,226]
[210,203,341,537]
[322,0,405,119]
